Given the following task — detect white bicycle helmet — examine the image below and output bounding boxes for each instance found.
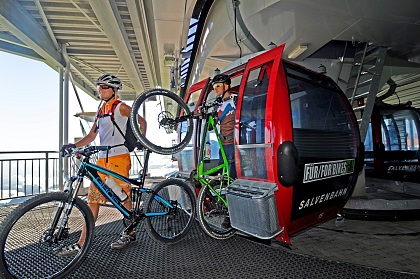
[95,73,122,90]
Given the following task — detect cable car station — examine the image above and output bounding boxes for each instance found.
[1,1,420,278]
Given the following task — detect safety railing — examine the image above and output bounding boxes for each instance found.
[0,151,144,201]
[0,151,60,201]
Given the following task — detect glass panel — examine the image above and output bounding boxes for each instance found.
[201,86,219,161]
[178,89,202,172]
[381,109,420,151]
[186,89,201,111]
[238,64,270,179]
[239,148,267,179]
[200,122,219,161]
[230,75,243,94]
[286,65,356,160]
[239,67,269,145]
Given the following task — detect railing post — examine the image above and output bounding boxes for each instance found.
[45,152,49,193]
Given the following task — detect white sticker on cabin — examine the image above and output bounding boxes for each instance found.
[303,159,355,183]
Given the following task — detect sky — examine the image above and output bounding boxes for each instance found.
[0,51,179,176]
[0,51,100,152]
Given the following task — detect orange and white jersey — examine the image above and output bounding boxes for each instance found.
[96,100,129,158]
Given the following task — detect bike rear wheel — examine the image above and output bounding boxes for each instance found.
[130,88,193,155]
[197,180,236,240]
[0,192,94,279]
[144,179,196,243]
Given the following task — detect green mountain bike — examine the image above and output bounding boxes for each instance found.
[131,88,236,240]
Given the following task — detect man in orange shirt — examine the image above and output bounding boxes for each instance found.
[55,74,147,256]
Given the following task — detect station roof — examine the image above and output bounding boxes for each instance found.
[2,0,420,108]
[0,0,197,100]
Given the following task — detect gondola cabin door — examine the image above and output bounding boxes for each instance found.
[178,78,210,175]
[230,45,293,242]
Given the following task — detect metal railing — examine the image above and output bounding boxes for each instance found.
[0,151,60,200]
[0,151,144,201]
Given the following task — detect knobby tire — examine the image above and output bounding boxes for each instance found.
[0,192,94,279]
[130,88,193,155]
[144,179,196,243]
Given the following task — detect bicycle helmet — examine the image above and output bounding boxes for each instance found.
[95,73,123,90]
[212,73,231,86]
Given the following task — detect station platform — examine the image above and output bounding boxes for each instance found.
[343,178,420,221]
[0,184,419,278]
[66,205,420,278]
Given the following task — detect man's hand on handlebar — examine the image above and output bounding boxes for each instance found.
[196,98,222,117]
[60,145,111,157]
[60,143,76,157]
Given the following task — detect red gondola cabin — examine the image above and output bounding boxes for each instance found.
[178,44,363,244]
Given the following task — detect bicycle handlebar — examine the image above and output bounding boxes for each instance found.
[162,97,222,125]
[64,145,111,157]
[199,97,222,112]
[193,97,223,118]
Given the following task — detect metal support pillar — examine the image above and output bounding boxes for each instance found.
[58,67,64,189]
[59,46,70,190]
[63,58,70,181]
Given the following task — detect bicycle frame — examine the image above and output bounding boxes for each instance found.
[196,112,231,206]
[68,149,175,220]
[0,143,196,279]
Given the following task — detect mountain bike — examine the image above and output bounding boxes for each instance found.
[131,88,236,240]
[0,146,195,279]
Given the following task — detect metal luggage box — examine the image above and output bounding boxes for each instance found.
[226,179,280,239]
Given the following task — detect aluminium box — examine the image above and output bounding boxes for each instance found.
[226,179,280,239]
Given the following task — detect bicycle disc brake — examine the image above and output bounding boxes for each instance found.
[158,111,176,133]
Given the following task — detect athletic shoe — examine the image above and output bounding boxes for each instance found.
[110,233,137,249]
[53,244,81,257]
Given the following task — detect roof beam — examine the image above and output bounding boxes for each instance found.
[67,49,116,56]
[89,0,145,92]
[69,59,97,89]
[0,0,64,68]
[126,0,158,87]
[70,71,98,100]
[33,0,60,50]
[0,32,25,48]
[0,40,43,61]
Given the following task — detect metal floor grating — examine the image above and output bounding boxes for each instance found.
[0,203,418,279]
[65,206,418,279]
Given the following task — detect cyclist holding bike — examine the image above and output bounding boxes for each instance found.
[55,74,147,256]
[212,73,237,180]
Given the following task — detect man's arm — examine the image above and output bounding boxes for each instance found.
[75,123,98,147]
[120,103,147,135]
[137,115,147,135]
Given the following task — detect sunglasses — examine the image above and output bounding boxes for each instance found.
[213,83,223,89]
[97,84,112,90]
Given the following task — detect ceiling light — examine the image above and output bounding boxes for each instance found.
[164,54,175,67]
[287,45,308,59]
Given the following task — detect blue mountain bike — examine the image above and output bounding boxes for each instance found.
[0,146,195,279]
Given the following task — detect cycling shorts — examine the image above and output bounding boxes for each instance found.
[88,153,131,204]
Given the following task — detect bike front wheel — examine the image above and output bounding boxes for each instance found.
[0,192,94,279]
[130,88,193,155]
[197,180,236,240]
[144,179,196,243]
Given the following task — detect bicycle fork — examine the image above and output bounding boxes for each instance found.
[45,178,82,244]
